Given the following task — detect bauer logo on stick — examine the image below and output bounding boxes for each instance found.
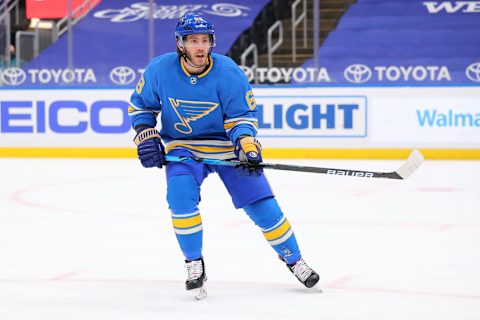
[327,170,374,178]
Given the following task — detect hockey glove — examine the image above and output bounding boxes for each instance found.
[134,127,166,168]
[234,136,263,176]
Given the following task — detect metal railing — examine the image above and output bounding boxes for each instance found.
[0,0,19,24]
[35,20,56,54]
[240,43,258,84]
[15,31,36,67]
[15,20,56,69]
[55,0,101,39]
[0,6,11,67]
[0,0,19,23]
[9,0,149,72]
[0,0,20,67]
[11,0,100,71]
[267,20,283,68]
[291,0,308,62]
[313,0,320,68]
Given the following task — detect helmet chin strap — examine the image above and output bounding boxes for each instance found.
[182,52,209,70]
[183,55,207,69]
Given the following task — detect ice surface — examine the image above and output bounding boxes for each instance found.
[1,158,479,319]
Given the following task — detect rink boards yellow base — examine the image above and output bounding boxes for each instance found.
[1,147,479,160]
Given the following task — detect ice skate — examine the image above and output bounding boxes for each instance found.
[185,258,207,300]
[284,258,320,289]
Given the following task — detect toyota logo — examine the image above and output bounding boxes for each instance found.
[110,66,136,85]
[1,67,27,86]
[344,64,372,84]
[239,65,254,82]
[466,62,480,83]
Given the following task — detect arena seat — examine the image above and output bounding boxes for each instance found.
[299,0,480,85]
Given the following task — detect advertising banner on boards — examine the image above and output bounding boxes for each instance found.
[0,87,478,152]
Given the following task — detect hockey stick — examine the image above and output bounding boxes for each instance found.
[165,149,424,180]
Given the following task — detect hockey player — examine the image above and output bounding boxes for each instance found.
[129,12,319,300]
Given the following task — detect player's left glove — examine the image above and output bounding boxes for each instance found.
[234,136,263,176]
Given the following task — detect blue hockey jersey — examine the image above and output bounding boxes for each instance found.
[129,52,258,160]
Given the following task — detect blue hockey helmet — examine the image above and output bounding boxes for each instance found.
[175,12,215,47]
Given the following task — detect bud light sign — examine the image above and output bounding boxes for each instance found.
[256,95,367,137]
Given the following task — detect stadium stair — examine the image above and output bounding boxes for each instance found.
[228,0,357,68]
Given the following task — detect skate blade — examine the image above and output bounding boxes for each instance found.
[310,284,323,293]
[191,286,207,300]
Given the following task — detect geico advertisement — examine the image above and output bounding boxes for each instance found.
[0,89,133,147]
[0,87,478,148]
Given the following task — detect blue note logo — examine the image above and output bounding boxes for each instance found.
[1,67,27,86]
[466,62,480,83]
[344,64,372,83]
[110,66,136,85]
[169,98,218,134]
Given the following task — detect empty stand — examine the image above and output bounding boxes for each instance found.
[300,0,480,85]
[21,0,271,86]
[229,0,356,69]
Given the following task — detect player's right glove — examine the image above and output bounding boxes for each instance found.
[133,127,166,168]
[234,136,263,176]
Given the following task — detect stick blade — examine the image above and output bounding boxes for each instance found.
[395,149,424,179]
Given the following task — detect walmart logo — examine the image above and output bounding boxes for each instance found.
[169,98,219,134]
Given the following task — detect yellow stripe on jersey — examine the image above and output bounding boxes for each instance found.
[128,102,160,117]
[224,121,259,130]
[165,143,234,154]
[224,118,259,131]
[164,140,235,159]
[180,57,191,77]
[180,56,213,78]
[198,56,213,78]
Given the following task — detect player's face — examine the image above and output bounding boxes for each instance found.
[183,34,211,66]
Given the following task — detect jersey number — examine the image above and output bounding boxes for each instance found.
[245,90,256,110]
[136,76,145,94]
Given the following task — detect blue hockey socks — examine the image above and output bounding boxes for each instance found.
[167,175,203,261]
[244,197,301,264]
